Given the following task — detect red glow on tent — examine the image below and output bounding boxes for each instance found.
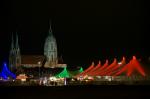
[108,57,126,76]
[97,60,108,71]
[98,58,117,76]
[75,56,146,78]
[133,56,136,60]
[92,60,109,76]
[114,56,146,77]
[127,61,133,76]
[131,56,146,76]
[122,56,125,61]
[114,63,129,76]
[88,61,101,76]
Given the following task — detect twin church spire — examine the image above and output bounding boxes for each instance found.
[9,20,60,69]
[16,33,19,49]
[11,33,14,50]
[9,32,21,71]
[10,32,20,50]
[10,20,53,51]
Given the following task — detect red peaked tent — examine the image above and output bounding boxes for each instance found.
[75,56,146,78]
[114,56,146,77]
[106,57,126,76]
[97,58,117,76]
[92,60,109,76]
[88,61,101,76]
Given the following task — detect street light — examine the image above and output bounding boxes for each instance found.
[118,62,122,64]
[38,61,41,78]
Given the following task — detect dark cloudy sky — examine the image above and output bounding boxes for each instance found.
[0,0,149,67]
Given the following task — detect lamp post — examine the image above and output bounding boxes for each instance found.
[38,61,41,78]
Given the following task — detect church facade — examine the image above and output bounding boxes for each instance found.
[44,24,67,68]
[9,33,21,71]
[9,23,67,69]
[44,24,58,68]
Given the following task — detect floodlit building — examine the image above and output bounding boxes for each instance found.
[44,23,66,68]
[9,33,21,71]
[21,55,45,68]
[9,21,67,69]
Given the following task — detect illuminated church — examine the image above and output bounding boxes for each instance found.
[9,22,67,70]
[44,24,58,68]
[9,33,21,71]
[44,24,66,68]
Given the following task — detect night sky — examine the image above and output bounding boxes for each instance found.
[0,0,149,67]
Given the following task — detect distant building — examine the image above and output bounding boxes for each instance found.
[21,55,45,68]
[9,33,21,71]
[44,23,66,68]
[9,21,67,69]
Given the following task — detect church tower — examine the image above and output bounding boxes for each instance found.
[15,33,21,68]
[44,22,58,68]
[9,33,15,71]
[9,32,21,71]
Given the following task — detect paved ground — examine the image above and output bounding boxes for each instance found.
[0,85,150,99]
